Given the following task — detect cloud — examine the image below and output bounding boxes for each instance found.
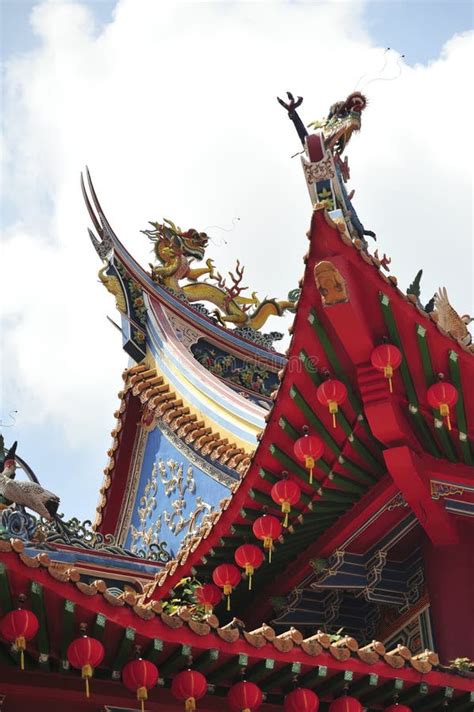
[1,0,472,516]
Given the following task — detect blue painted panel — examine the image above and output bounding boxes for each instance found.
[125,427,231,558]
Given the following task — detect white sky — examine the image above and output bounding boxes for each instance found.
[1,0,473,521]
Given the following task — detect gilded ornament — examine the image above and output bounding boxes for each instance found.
[98,265,126,313]
[314,260,349,306]
[143,219,297,330]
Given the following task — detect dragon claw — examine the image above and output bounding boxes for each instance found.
[277,91,303,113]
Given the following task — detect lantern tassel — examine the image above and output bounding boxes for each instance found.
[440,403,452,430]
[137,686,148,712]
[384,364,394,393]
[15,636,26,671]
[245,564,254,591]
[263,536,273,562]
[223,583,232,610]
[185,697,196,711]
[282,501,290,528]
[82,664,93,698]
[329,401,338,428]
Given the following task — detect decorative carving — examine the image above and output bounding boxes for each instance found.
[0,506,171,563]
[191,340,278,398]
[431,287,473,347]
[302,155,335,183]
[116,262,147,325]
[430,480,464,500]
[130,458,217,558]
[167,313,201,348]
[0,444,60,521]
[314,261,348,306]
[143,218,297,330]
[98,265,126,313]
[387,493,409,511]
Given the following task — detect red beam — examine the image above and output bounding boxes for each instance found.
[99,392,141,535]
[383,446,459,546]
[422,451,474,483]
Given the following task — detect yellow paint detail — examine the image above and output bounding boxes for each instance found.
[145,349,258,452]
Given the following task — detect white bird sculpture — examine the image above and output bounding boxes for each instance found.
[0,445,60,521]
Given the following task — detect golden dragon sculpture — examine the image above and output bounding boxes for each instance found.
[142,219,297,330]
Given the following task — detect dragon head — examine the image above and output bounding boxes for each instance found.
[180,228,209,260]
[142,219,209,261]
[308,91,367,155]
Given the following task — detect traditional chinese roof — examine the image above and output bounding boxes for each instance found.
[94,362,252,532]
[142,206,474,627]
[1,537,473,711]
[82,168,287,372]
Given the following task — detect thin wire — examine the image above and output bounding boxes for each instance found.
[353,47,405,94]
[362,53,405,87]
[205,217,241,246]
[354,47,391,91]
[0,410,18,428]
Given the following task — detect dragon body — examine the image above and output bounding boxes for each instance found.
[143,219,296,329]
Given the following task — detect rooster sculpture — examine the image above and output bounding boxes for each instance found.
[0,443,60,520]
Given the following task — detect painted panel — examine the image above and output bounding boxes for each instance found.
[191,338,278,407]
[125,427,231,558]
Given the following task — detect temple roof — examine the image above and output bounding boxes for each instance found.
[141,205,473,620]
[1,536,473,710]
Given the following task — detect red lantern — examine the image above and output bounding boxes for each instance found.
[122,658,159,712]
[293,434,324,484]
[271,479,301,527]
[228,680,263,711]
[384,706,413,712]
[0,608,39,670]
[328,696,363,712]
[317,379,347,428]
[371,344,402,393]
[212,563,241,610]
[235,544,265,590]
[171,669,207,711]
[67,635,105,698]
[285,687,320,712]
[252,514,282,563]
[195,583,222,612]
[427,381,458,431]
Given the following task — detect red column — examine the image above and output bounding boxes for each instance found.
[423,519,474,663]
